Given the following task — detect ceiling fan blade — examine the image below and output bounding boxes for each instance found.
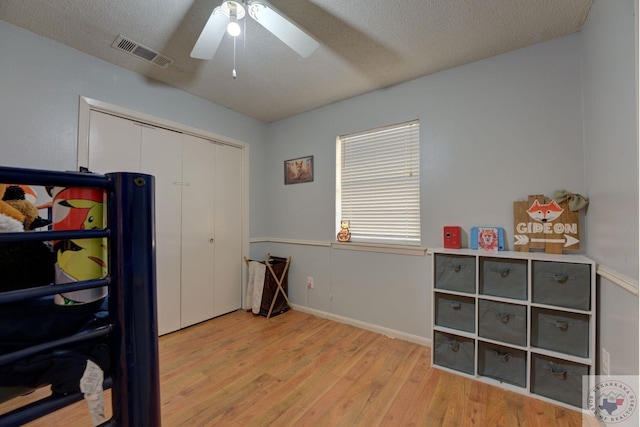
[248,1,319,58]
[191,7,228,60]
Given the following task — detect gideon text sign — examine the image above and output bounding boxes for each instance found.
[513,195,579,254]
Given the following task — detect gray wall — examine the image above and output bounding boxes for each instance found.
[581,0,638,375]
[263,35,587,244]
[256,33,587,341]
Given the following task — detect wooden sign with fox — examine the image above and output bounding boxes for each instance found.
[513,194,579,254]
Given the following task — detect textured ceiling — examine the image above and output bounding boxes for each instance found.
[0,0,593,123]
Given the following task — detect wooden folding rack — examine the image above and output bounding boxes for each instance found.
[244,253,291,318]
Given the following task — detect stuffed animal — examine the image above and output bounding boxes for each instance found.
[0,184,26,227]
[0,183,56,292]
[2,185,52,230]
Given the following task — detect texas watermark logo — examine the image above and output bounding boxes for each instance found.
[587,378,637,425]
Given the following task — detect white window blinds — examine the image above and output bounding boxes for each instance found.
[337,120,420,245]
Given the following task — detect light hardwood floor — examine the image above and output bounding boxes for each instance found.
[1,309,598,426]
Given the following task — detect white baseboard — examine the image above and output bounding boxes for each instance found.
[291,304,431,347]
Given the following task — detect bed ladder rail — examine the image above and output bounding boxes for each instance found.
[0,167,161,427]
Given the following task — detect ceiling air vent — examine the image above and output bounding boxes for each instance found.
[111,35,174,69]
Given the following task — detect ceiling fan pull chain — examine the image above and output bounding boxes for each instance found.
[232,36,237,79]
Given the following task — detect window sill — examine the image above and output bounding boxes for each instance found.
[331,241,427,256]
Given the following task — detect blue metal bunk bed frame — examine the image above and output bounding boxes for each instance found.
[0,166,161,426]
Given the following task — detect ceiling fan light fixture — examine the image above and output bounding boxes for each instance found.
[221,1,245,20]
[227,13,241,37]
[191,0,319,63]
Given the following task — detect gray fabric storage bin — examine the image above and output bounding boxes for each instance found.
[532,261,591,310]
[480,257,527,300]
[531,307,589,358]
[435,293,475,333]
[478,341,526,388]
[433,331,475,375]
[434,254,476,294]
[478,299,527,346]
[531,354,588,408]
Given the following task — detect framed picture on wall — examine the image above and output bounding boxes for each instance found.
[284,155,314,185]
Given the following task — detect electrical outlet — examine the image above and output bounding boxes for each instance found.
[602,348,610,375]
[307,276,314,289]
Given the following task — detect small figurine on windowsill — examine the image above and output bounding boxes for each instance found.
[337,220,351,242]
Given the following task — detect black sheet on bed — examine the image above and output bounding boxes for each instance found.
[0,296,111,395]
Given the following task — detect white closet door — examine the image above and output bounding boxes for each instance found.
[180,134,216,328]
[88,111,141,173]
[88,111,183,335]
[214,144,243,316]
[141,126,183,335]
[84,106,245,333]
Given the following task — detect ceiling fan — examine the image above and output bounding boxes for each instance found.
[190,0,319,62]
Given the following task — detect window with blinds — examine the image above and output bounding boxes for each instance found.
[336,119,420,246]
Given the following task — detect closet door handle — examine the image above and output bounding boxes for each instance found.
[209,238,214,243]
